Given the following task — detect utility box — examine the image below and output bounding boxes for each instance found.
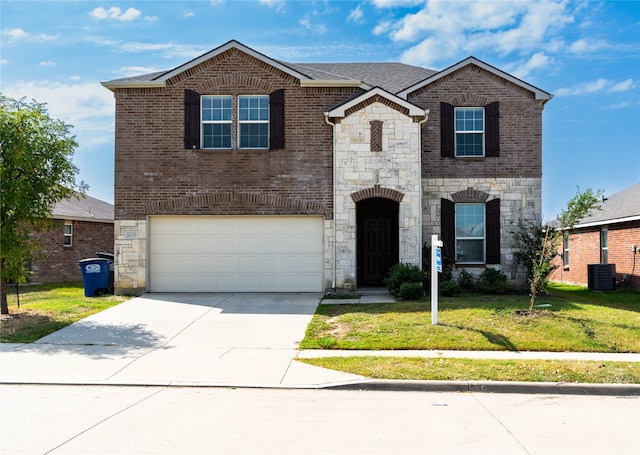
[587,263,616,291]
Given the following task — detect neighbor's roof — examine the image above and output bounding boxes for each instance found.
[102,40,549,99]
[51,193,114,223]
[574,183,640,228]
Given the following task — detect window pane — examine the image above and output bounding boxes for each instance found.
[239,123,268,148]
[456,239,484,262]
[203,124,231,148]
[455,108,483,132]
[202,96,231,122]
[64,224,72,235]
[456,133,483,156]
[456,204,484,237]
[239,96,269,121]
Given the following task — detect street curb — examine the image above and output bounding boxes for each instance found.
[328,379,640,396]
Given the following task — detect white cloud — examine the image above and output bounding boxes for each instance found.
[373,0,424,8]
[300,16,327,35]
[609,78,635,93]
[184,11,194,18]
[259,0,286,12]
[90,6,141,21]
[508,52,552,80]
[555,78,636,96]
[2,27,57,42]
[348,5,365,24]
[384,0,575,68]
[39,61,56,67]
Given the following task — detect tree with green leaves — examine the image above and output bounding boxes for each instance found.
[1,96,79,314]
[515,188,602,312]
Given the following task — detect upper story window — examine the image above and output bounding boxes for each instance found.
[238,95,269,149]
[64,221,73,247]
[440,101,499,158]
[455,203,485,263]
[186,89,284,151]
[202,96,232,149]
[455,107,484,156]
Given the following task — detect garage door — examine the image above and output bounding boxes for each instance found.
[149,216,324,292]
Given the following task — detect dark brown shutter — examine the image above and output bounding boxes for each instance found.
[486,198,501,264]
[441,198,455,260]
[440,102,454,157]
[485,101,499,157]
[270,89,285,149]
[184,89,200,149]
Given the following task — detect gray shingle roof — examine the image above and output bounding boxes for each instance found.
[283,62,437,94]
[51,193,114,223]
[576,183,640,227]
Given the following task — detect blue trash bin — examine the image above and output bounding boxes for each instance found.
[78,258,111,297]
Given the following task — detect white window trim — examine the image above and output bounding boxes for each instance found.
[455,203,486,264]
[238,94,270,149]
[64,221,73,247]
[454,107,485,157]
[600,227,609,264]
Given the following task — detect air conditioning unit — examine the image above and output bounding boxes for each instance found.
[587,264,616,291]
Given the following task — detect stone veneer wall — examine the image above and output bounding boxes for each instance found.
[332,102,423,289]
[114,219,147,295]
[422,177,541,284]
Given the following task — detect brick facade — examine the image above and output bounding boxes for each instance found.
[550,221,640,289]
[30,219,114,283]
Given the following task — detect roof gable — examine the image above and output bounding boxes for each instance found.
[397,56,553,102]
[326,86,427,118]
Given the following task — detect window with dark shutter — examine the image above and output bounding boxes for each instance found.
[441,198,455,259]
[440,103,454,157]
[485,101,500,157]
[184,89,200,149]
[269,89,285,149]
[485,198,501,264]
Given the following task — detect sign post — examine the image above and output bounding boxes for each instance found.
[431,234,443,325]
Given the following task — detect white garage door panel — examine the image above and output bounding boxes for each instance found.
[149,216,323,292]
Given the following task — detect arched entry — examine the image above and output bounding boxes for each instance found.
[356,198,399,286]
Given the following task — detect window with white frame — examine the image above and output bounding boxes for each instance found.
[563,232,570,267]
[64,221,73,247]
[455,107,484,156]
[600,228,608,263]
[201,96,232,149]
[238,95,269,149]
[455,203,485,263]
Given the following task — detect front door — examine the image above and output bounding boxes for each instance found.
[357,198,399,286]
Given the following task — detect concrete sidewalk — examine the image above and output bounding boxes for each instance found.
[1,291,639,394]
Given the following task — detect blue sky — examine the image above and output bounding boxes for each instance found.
[2,0,639,219]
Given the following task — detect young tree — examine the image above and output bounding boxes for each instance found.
[0,96,79,314]
[515,188,602,312]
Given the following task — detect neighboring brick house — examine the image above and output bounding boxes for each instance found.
[102,40,552,294]
[30,194,114,283]
[550,184,640,290]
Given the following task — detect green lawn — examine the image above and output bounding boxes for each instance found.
[301,284,640,353]
[0,282,130,343]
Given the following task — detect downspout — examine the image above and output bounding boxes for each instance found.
[324,112,337,291]
[417,110,430,270]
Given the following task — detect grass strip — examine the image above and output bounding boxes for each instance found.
[0,282,130,343]
[300,356,640,384]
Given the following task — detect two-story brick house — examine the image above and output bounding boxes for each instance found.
[102,40,552,294]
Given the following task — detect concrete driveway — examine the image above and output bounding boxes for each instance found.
[0,293,364,388]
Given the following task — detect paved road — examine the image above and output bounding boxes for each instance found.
[1,384,638,454]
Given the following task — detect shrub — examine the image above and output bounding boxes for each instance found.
[457,270,476,291]
[440,280,462,297]
[476,268,508,294]
[398,282,424,300]
[384,262,423,297]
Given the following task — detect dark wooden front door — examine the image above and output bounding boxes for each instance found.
[357,198,399,286]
